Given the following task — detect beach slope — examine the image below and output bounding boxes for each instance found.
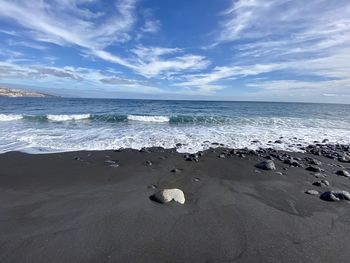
[0,147,350,262]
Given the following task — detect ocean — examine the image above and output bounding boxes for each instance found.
[0,97,349,154]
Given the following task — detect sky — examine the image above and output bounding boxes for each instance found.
[0,0,349,103]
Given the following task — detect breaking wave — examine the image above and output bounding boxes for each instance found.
[0,114,23,121]
[127,115,170,123]
[0,113,349,129]
[46,114,91,121]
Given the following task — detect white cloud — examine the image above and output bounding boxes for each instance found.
[1,0,349,100]
[217,0,350,60]
[218,0,350,43]
[176,64,281,92]
[0,0,137,69]
[130,46,209,78]
[141,19,161,33]
[0,0,136,49]
[204,0,350,98]
[7,39,48,50]
[131,46,180,59]
[0,60,164,94]
[0,0,209,79]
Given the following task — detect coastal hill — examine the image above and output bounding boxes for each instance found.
[0,87,55,97]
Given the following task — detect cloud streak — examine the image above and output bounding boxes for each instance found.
[0,0,349,102]
[0,0,209,79]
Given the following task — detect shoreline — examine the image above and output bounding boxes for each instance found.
[0,144,349,262]
[2,140,349,156]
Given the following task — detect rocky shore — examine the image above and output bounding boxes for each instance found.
[0,87,54,97]
[0,143,349,262]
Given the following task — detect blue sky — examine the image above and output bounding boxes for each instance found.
[0,0,349,103]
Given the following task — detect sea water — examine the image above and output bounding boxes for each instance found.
[0,97,349,153]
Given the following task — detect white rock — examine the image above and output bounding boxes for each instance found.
[151,188,185,204]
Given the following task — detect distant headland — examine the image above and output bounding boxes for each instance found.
[0,87,56,98]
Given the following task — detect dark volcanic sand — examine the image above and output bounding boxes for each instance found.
[0,148,350,263]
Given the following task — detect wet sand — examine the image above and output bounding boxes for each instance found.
[0,147,350,262]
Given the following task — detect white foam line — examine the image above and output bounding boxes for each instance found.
[47,114,91,121]
[127,115,170,123]
[0,114,23,121]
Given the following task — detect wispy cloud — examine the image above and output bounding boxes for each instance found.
[87,46,210,78]
[7,39,48,50]
[0,60,164,94]
[0,0,136,69]
[0,0,349,101]
[218,0,350,45]
[205,0,350,99]
[176,64,281,92]
[0,0,208,79]
[216,0,350,61]
[141,19,161,34]
[130,46,210,78]
[0,0,136,49]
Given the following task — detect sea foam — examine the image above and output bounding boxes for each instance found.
[47,114,91,121]
[127,115,170,123]
[0,114,23,121]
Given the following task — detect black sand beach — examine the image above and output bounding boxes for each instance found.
[1,146,350,262]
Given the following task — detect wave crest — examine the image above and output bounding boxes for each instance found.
[0,114,23,121]
[127,115,170,123]
[47,114,91,121]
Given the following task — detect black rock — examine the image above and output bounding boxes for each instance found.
[312,180,329,187]
[283,158,301,167]
[335,170,350,177]
[255,160,276,170]
[229,149,237,155]
[320,190,350,201]
[145,160,153,166]
[249,150,257,155]
[218,153,226,158]
[305,157,322,165]
[338,156,350,163]
[185,153,199,162]
[313,150,322,156]
[171,168,181,173]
